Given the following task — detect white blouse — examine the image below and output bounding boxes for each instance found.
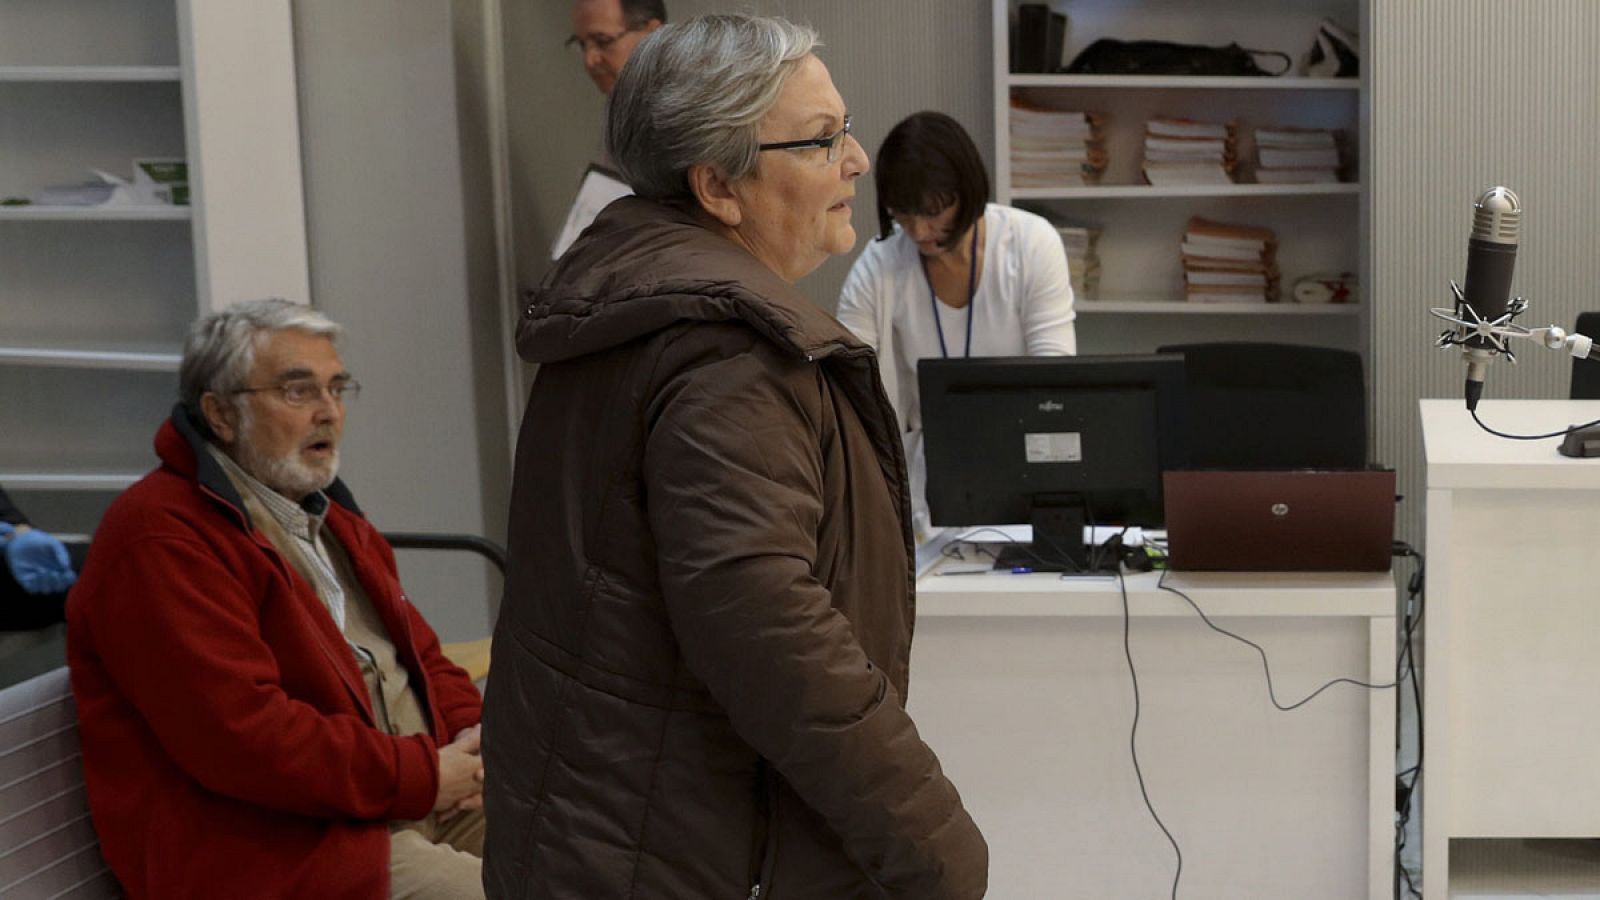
[837,202,1077,434]
[837,203,1077,538]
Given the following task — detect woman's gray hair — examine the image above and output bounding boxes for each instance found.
[605,14,819,204]
[178,298,342,413]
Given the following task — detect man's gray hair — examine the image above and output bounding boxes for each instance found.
[605,14,819,205]
[178,298,342,412]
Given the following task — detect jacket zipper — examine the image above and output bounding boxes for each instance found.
[748,760,780,899]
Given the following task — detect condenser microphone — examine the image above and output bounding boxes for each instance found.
[1459,186,1521,410]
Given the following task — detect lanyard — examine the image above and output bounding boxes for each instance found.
[921,223,979,359]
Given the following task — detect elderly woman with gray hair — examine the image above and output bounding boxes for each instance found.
[483,13,987,900]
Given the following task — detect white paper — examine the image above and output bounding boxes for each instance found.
[551,167,633,260]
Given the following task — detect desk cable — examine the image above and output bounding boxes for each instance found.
[1115,547,1419,900]
[1470,408,1600,440]
[1391,542,1426,900]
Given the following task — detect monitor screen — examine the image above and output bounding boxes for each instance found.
[918,354,1188,570]
[1156,342,1366,469]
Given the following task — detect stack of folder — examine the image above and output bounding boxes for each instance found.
[1253,127,1342,184]
[1142,117,1237,186]
[1009,98,1106,188]
[1180,217,1278,303]
[1054,225,1101,301]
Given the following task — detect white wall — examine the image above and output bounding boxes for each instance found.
[1368,2,1600,885]
[1370,1,1600,553]
[292,0,512,642]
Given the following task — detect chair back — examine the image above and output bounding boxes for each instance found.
[1157,342,1367,469]
[0,667,119,898]
[1570,312,1600,399]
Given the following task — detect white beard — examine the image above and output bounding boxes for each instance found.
[236,439,339,501]
[232,404,340,500]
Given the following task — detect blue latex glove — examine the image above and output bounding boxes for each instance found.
[0,522,78,595]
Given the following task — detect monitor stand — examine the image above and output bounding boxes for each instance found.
[991,494,1118,574]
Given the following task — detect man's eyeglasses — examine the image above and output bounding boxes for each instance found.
[233,378,361,408]
[758,116,853,164]
[564,26,641,55]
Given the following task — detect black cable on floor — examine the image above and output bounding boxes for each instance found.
[1391,542,1426,899]
[1117,567,1182,900]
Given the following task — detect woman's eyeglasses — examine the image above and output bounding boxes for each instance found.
[758,116,853,164]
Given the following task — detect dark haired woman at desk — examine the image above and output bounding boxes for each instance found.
[837,110,1077,537]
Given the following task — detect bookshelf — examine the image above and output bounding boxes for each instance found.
[0,0,309,534]
[994,0,1365,354]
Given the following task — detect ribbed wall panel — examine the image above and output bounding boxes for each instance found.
[1371,0,1600,551]
[0,668,116,900]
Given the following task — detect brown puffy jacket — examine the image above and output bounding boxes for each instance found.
[483,197,987,900]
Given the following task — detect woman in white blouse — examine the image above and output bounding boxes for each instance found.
[838,111,1076,537]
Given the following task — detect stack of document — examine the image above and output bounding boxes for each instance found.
[1180,217,1279,303]
[1142,117,1236,186]
[1009,99,1107,188]
[1253,127,1343,184]
[1054,225,1101,301]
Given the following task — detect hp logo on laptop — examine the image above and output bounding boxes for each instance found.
[1271,503,1290,517]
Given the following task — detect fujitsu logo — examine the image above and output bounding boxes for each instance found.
[1038,400,1064,412]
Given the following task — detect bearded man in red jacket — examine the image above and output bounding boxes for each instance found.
[68,298,487,900]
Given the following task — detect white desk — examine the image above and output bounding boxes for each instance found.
[1421,399,1600,897]
[906,564,1395,899]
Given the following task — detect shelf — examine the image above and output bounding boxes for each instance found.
[1011,183,1360,200]
[1009,74,1359,90]
[1079,298,1361,315]
[0,66,182,82]
[0,206,191,221]
[0,345,182,372]
[0,473,141,491]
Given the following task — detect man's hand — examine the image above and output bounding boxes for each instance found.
[0,523,77,595]
[433,725,484,817]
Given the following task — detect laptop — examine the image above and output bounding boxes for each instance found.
[1162,469,1396,572]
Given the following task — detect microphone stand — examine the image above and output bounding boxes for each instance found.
[1431,285,1600,455]
[1430,283,1596,376]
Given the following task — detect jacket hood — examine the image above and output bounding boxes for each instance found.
[520,196,872,366]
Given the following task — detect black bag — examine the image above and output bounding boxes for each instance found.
[1065,39,1291,77]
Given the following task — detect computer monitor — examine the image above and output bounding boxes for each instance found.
[918,354,1188,572]
[1156,342,1366,469]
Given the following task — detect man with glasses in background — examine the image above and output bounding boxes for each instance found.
[569,0,665,96]
[551,0,667,258]
[68,298,488,899]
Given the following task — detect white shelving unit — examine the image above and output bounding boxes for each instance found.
[1081,297,1361,315]
[994,0,1365,354]
[1009,73,1358,90]
[0,66,182,82]
[0,0,310,533]
[1012,182,1359,200]
[0,206,193,221]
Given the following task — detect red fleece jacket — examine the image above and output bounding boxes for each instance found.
[66,413,481,899]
